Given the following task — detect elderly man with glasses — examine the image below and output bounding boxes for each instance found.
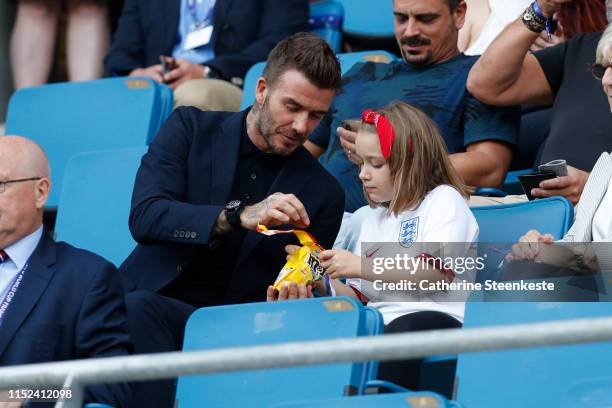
[0,136,132,407]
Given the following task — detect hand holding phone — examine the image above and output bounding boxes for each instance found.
[159,55,177,76]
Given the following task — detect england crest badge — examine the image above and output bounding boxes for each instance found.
[398,217,419,248]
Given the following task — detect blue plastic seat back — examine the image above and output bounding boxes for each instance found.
[336,0,394,37]
[4,77,171,207]
[337,50,397,75]
[271,391,453,408]
[359,307,384,393]
[503,168,532,195]
[456,302,612,408]
[240,62,266,110]
[309,0,344,53]
[176,297,369,408]
[471,196,573,282]
[471,196,573,243]
[55,147,146,266]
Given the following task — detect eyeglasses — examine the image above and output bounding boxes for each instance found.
[0,177,42,194]
[591,63,612,80]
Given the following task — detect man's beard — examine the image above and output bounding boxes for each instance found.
[254,97,304,156]
[399,35,433,67]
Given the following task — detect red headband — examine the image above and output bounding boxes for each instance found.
[361,109,396,160]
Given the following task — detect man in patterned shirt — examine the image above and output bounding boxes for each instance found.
[307,0,519,212]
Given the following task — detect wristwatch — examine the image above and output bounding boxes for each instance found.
[225,200,244,229]
[203,65,221,79]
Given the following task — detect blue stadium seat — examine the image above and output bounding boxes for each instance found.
[471,196,573,283]
[337,50,397,74]
[455,302,612,408]
[175,297,383,408]
[240,62,266,110]
[310,0,344,53]
[55,147,146,267]
[4,77,171,207]
[503,168,532,195]
[472,196,573,243]
[272,391,454,408]
[336,0,394,38]
[239,51,397,110]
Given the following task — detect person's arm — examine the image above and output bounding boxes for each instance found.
[205,0,309,80]
[466,0,572,106]
[128,109,227,246]
[458,0,490,52]
[459,92,519,187]
[305,111,333,159]
[104,0,147,77]
[76,260,132,407]
[450,141,513,187]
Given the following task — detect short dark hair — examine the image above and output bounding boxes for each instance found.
[444,0,461,11]
[263,32,342,92]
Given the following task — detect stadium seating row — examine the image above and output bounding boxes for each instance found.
[174,298,612,407]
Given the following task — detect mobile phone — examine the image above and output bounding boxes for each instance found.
[159,55,176,75]
[341,118,361,132]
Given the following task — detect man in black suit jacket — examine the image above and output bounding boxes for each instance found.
[120,32,344,407]
[104,0,309,111]
[0,136,131,407]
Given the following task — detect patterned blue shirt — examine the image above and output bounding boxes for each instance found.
[172,0,217,64]
[309,54,519,212]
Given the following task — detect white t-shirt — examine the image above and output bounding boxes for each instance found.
[347,185,479,324]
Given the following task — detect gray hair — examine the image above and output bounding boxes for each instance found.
[596,23,612,64]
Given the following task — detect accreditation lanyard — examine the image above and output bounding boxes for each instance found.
[187,0,215,30]
[0,262,29,327]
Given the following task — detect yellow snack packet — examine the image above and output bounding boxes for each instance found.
[256,225,325,291]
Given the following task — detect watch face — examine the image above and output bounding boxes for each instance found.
[227,200,242,211]
[523,11,532,21]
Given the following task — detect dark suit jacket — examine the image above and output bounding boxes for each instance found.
[104,0,309,81]
[0,232,132,407]
[120,107,345,304]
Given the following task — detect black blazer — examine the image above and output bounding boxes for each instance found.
[120,108,345,304]
[104,0,309,81]
[0,232,132,407]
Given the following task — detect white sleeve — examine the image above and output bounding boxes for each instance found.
[420,187,479,244]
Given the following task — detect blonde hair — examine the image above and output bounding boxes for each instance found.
[596,23,612,65]
[360,101,470,215]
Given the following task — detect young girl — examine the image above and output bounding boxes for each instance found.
[272,101,479,389]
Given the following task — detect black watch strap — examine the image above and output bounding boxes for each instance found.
[225,200,244,229]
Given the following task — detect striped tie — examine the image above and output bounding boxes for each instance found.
[0,250,7,264]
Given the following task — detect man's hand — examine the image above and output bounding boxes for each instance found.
[129,65,164,83]
[531,165,589,205]
[337,127,360,165]
[529,30,564,52]
[240,193,310,231]
[320,249,362,279]
[536,0,574,18]
[506,229,554,262]
[266,282,313,301]
[163,59,206,90]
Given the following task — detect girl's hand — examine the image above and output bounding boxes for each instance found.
[285,244,300,260]
[266,283,313,302]
[320,249,362,279]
